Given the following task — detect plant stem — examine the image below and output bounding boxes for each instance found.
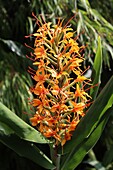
[88,149,97,160]
[50,144,61,170]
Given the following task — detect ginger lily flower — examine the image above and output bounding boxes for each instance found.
[27,15,92,146]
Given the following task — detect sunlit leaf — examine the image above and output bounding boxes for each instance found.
[0,102,49,143]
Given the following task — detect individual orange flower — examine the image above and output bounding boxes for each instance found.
[75,84,91,101]
[33,68,49,85]
[31,84,48,97]
[51,103,68,114]
[30,114,43,126]
[31,99,42,106]
[34,46,46,60]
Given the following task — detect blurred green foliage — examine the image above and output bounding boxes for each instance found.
[90,0,113,24]
[0,0,113,170]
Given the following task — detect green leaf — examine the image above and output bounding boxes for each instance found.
[102,144,113,167]
[0,126,55,170]
[0,38,27,58]
[84,160,105,170]
[91,9,113,31]
[80,0,91,11]
[90,36,102,99]
[0,102,49,143]
[58,76,113,169]
[0,122,14,135]
[60,108,112,170]
[77,12,83,35]
[103,41,113,60]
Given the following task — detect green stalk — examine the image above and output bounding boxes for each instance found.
[47,57,57,66]
[50,144,61,170]
[63,80,76,91]
[47,53,57,61]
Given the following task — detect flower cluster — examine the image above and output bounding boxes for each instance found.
[28,17,91,146]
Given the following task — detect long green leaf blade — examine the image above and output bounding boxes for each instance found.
[90,36,102,99]
[0,102,49,143]
[0,128,55,170]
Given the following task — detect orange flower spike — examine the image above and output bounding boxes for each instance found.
[28,15,92,146]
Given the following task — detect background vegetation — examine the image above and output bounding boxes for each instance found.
[0,0,113,169]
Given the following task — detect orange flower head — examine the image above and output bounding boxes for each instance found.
[27,14,92,146]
